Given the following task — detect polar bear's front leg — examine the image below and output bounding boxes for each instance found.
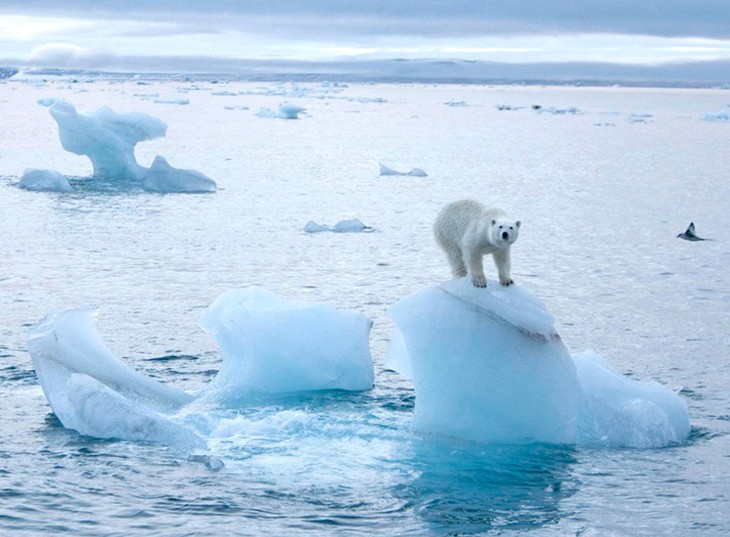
[466,252,487,287]
[493,249,513,286]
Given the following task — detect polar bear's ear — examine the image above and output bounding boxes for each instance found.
[491,219,497,225]
[515,220,521,228]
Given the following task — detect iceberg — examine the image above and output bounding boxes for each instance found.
[304,218,374,233]
[379,163,427,177]
[198,288,374,400]
[26,308,201,448]
[49,101,167,180]
[18,168,73,192]
[388,278,690,448]
[142,156,217,193]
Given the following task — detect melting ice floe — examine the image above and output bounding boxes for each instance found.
[26,307,202,449]
[27,283,689,450]
[256,103,306,119]
[50,100,166,181]
[388,278,690,448]
[304,218,375,233]
[19,169,73,192]
[198,288,374,400]
[379,163,428,177]
[142,156,217,193]
[27,289,374,446]
[703,109,729,122]
[24,100,216,193]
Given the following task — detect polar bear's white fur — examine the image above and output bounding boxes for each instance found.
[433,199,520,288]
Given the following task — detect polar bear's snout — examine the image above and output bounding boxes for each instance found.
[501,230,510,240]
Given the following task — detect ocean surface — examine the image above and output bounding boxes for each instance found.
[1,75,729,536]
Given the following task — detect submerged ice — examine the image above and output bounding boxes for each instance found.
[388,278,690,448]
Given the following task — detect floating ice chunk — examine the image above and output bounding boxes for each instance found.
[538,106,582,115]
[379,163,428,177]
[18,168,73,192]
[256,103,306,119]
[49,101,167,180]
[142,156,217,193]
[389,278,579,445]
[304,221,331,233]
[27,308,199,446]
[496,104,523,111]
[629,112,653,123]
[279,103,306,119]
[153,98,190,105]
[388,278,690,448]
[198,288,374,400]
[37,97,60,107]
[304,219,374,233]
[332,219,373,232]
[574,352,690,448]
[703,109,729,122]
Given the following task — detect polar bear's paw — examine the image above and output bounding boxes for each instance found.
[471,274,488,288]
[500,277,514,286]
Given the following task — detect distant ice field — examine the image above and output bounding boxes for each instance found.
[1,76,730,536]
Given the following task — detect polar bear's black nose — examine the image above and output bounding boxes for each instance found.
[502,231,509,240]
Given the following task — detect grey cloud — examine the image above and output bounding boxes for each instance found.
[3,0,730,39]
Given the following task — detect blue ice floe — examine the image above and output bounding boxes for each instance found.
[304,218,375,233]
[388,278,690,448]
[27,289,374,446]
[27,282,689,450]
[24,100,216,193]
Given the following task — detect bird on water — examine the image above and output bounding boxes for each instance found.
[677,222,709,241]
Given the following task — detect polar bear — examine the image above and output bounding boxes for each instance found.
[433,199,520,288]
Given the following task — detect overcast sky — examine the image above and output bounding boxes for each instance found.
[2,1,730,74]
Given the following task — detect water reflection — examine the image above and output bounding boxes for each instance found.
[400,439,578,535]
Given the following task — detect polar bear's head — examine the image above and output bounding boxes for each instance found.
[490,218,521,247]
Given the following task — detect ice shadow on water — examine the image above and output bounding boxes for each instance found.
[395,438,578,535]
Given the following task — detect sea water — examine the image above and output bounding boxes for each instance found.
[1,76,729,535]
